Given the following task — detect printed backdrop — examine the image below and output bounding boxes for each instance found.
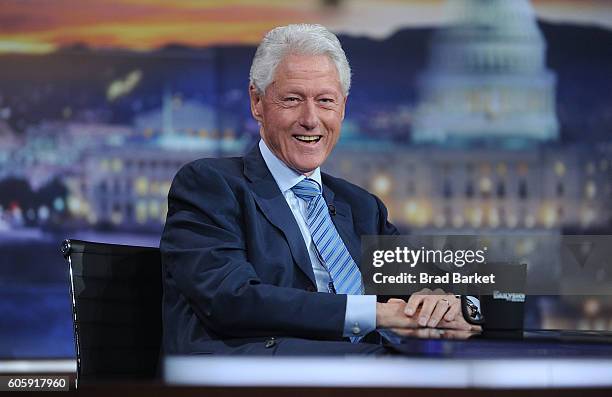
[1,0,611,357]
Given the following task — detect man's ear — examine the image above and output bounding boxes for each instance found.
[249,84,264,123]
[340,95,348,120]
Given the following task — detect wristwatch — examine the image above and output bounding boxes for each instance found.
[461,295,485,325]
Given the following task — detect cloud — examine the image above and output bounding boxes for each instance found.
[0,0,609,54]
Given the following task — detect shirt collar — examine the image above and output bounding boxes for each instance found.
[258,139,322,193]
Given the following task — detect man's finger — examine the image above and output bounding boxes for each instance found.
[427,298,450,328]
[443,300,461,322]
[388,298,406,304]
[417,297,438,327]
[405,294,425,316]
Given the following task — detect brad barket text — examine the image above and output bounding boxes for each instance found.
[372,272,496,285]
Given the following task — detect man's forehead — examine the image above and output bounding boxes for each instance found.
[271,54,342,92]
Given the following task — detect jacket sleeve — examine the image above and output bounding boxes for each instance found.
[160,161,347,339]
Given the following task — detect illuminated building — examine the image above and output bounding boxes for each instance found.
[413,0,559,145]
[83,91,248,231]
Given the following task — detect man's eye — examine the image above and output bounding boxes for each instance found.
[284,97,299,102]
[319,98,335,104]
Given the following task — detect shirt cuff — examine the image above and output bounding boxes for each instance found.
[343,294,377,337]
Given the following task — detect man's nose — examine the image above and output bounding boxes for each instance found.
[299,100,319,130]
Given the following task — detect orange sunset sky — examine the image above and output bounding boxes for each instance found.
[1,0,610,54]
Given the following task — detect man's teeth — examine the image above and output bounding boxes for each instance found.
[295,135,321,142]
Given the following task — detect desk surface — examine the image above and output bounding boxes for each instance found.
[386,329,612,357]
[164,355,612,389]
[164,330,612,389]
[0,359,76,374]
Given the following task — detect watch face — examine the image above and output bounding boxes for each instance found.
[462,295,485,325]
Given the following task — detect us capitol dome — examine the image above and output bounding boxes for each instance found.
[412,0,559,146]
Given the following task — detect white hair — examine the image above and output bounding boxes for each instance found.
[249,24,351,96]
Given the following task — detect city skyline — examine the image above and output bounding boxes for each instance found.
[1,0,611,359]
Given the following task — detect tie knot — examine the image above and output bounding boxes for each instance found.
[291,178,321,202]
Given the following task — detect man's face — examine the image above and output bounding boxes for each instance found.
[250,54,346,175]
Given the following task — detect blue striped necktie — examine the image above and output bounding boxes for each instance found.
[291,178,364,295]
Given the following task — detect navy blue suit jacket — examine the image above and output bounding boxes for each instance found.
[160,144,399,355]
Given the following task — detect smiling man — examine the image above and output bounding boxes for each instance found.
[250,52,344,175]
[160,24,473,355]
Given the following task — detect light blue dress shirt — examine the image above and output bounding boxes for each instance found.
[259,140,376,338]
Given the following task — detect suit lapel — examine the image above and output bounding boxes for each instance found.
[243,146,316,286]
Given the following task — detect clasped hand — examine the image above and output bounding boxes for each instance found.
[376,288,481,332]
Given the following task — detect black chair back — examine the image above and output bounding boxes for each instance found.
[61,239,162,384]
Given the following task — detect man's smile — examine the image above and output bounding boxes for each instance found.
[293,135,323,143]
